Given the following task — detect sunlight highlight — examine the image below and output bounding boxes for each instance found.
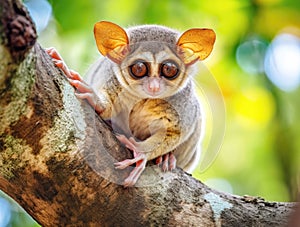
[264,33,300,91]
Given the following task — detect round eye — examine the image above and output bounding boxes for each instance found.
[129,61,148,79]
[161,61,179,79]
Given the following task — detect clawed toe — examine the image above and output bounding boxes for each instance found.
[46,47,73,79]
[114,159,135,169]
[46,47,105,114]
[116,134,138,154]
[156,152,176,172]
[115,134,148,187]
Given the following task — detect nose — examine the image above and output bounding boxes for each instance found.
[148,77,160,94]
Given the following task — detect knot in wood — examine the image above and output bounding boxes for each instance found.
[8,15,37,52]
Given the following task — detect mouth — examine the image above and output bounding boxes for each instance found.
[144,89,163,98]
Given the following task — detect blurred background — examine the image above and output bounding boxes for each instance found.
[1,0,300,226]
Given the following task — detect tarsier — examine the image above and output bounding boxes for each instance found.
[47,21,216,187]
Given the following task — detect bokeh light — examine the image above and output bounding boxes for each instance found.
[233,87,275,128]
[0,197,11,227]
[236,38,268,75]
[264,32,300,91]
[24,0,52,33]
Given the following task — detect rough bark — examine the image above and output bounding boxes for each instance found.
[0,0,298,226]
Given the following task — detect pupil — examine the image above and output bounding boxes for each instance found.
[130,61,147,78]
[165,64,175,74]
[162,62,178,79]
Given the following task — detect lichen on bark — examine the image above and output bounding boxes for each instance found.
[0,48,36,134]
[39,82,87,154]
[0,49,36,179]
[0,134,32,179]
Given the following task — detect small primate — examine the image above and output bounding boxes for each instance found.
[47,21,216,187]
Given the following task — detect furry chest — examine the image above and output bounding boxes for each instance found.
[116,98,181,141]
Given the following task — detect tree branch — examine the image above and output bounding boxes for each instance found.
[0,0,297,226]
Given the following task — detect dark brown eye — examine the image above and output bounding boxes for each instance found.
[129,61,148,79]
[161,61,179,79]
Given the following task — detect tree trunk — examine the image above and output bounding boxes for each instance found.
[0,0,298,226]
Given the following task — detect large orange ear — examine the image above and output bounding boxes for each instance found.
[177,28,216,65]
[94,21,129,64]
